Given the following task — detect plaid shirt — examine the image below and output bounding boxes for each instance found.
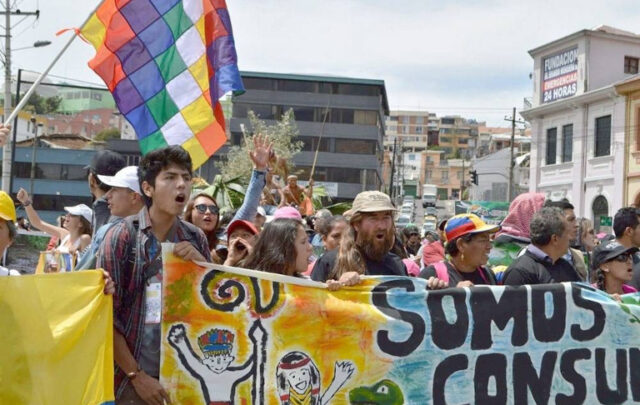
[97,206,211,397]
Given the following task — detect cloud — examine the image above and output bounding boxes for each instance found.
[9,0,640,125]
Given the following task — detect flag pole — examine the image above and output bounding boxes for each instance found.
[3,3,100,126]
[309,94,331,181]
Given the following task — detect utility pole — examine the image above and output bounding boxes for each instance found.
[505,108,526,201]
[461,159,465,201]
[507,107,516,201]
[1,4,40,192]
[389,137,397,197]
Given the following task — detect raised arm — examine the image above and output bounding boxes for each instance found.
[16,188,68,239]
[232,134,271,222]
[167,324,210,376]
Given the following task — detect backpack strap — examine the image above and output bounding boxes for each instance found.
[433,261,449,283]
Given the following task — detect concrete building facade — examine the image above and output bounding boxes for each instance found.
[522,25,640,230]
[230,71,389,201]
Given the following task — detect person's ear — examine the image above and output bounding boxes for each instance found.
[141,181,153,199]
[625,226,634,238]
[600,265,610,273]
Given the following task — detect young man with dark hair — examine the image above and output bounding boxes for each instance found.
[98,146,211,404]
[613,207,640,290]
[86,150,126,235]
[503,207,580,285]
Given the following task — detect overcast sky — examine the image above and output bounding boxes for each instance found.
[8,0,640,125]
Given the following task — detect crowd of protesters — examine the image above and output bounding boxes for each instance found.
[2,125,640,404]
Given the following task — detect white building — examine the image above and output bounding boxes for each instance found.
[521,25,640,228]
[470,148,529,201]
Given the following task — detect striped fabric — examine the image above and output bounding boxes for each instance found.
[81,0,244,168]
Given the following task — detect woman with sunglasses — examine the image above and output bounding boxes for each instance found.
[591,241,638,297]
[184,134,274,263]
[419,214,500,288]
[184,194,222,263]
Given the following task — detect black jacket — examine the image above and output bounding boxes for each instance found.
[502,250,581,286]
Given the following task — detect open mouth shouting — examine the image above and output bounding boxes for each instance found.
[175,193,186,205]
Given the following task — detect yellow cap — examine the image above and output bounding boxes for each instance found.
[0,191,16,222]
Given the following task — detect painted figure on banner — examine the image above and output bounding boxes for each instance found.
[276,351,355,405]
[349,379,405,405]
[167,321,266,404]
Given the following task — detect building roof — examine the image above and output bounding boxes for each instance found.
[528,25,640,56]
[614,73,640,94]
[16,133,104,150]
[240,70,390,115]
[490,134,531,143]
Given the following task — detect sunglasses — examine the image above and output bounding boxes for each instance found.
[194,204,219,215]
[612,253,632,262]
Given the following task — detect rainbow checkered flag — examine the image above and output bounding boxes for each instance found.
[80,0,244,168]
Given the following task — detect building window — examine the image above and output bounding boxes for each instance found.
[300,136,330,152]
[624,56,639,74]
[441,170,448,181]
[335,139,375,154]
[283,106,315,122]
[415,126,423,134]
[416,117,424,125]
[279,80,316,93]
[595,115,611,157]
[546,127,557,165]
[562,124,573,162]
[354,110,377,126]
[242,77,276,91]
[440,136,452,144]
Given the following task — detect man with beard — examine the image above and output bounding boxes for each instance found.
[310,191,408,283]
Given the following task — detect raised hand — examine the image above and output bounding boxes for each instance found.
[249,134,273,171]
[0,124,9,147]
[333,360,356,384]
[168,324,186,344]
[16,188,30,205]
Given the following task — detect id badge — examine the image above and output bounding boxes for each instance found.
[145,282,162,324]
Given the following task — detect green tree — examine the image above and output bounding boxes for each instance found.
[24,93,62,114]
[216,109,302,184]
[94,128,120,141]
[192,175,246,210]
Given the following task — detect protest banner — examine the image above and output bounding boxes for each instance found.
[161,251,640,404]
[0,270,114,405]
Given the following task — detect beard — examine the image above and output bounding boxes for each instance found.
[356,227,394,262]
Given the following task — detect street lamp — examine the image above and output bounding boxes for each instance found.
[12,40,52,52]
[1,38,51,192]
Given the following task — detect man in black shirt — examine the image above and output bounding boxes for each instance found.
[85,150,126,236]
[311,191,408,284]
[612,207,640,290]
[503,207,581,285]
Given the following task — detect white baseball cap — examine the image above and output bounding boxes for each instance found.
[97,166,141,195]
[64,204,93,223]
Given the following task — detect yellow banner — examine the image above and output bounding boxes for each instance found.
[0,271,115,405]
